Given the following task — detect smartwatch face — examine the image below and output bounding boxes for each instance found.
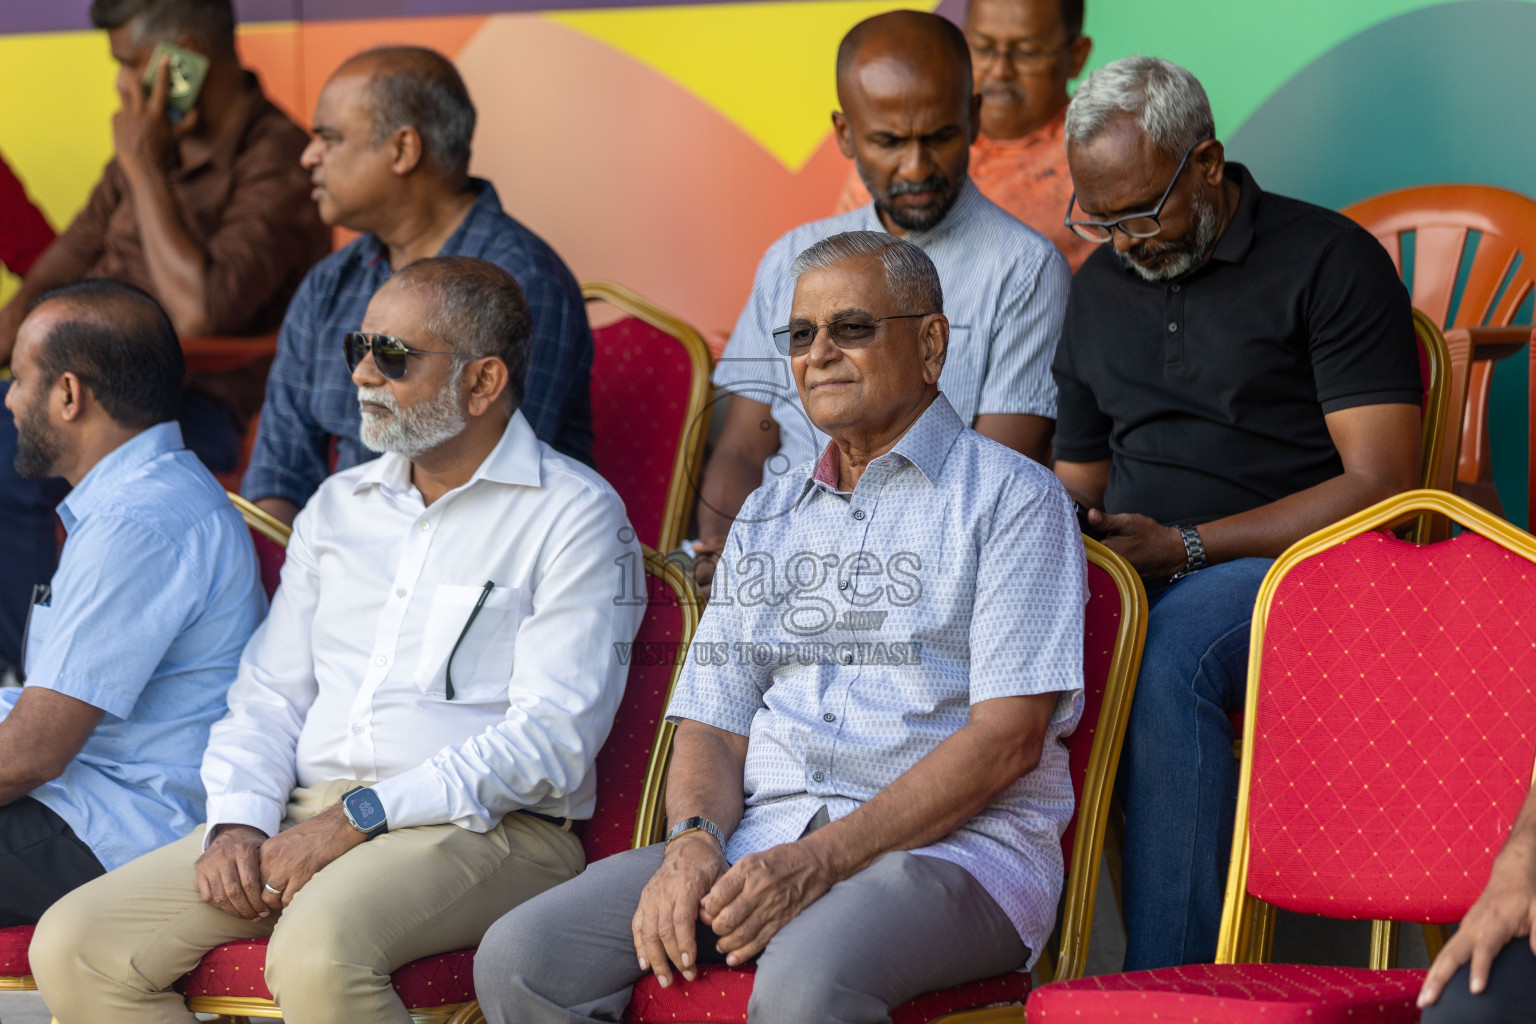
[346,789,388,832]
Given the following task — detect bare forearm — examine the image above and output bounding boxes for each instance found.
[664,720,749,836]
[799,705,1050,882]
[254,497,300,528]
[1199,468,1413,564]
[696,448,765,543]
[121,163,211,336]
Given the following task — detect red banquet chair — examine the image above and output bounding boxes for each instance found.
[585,281,713,554]
[176,550,699,1023]
[622,536,1147,1023]
[1029,489,1536,1023]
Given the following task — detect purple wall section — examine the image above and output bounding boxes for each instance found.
[0,0,799,35]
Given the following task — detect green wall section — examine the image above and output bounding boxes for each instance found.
[1085,0,1536,525]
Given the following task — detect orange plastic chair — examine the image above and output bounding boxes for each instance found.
[179,551,697,1024]
[585,282,712,554]
[1029,489,1536,1022]
[622,538,1147,1022]
[1342,186,1536,515]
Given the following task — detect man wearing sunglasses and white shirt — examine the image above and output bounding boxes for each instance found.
[33,256,644,1024]
[1050,57,1422,971]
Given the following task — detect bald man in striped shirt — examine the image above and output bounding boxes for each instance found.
[693,10,1069,599]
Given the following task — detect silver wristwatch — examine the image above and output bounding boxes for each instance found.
[665,816,725,851]
[1169,524,1208,581]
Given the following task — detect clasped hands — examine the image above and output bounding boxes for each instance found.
[1082,507,1188,580]
[193,804,365,919]
[631,832,835,987]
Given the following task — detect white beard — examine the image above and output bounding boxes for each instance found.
[358,377,468,459]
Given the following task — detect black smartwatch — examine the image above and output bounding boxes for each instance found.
[341,786,389,840]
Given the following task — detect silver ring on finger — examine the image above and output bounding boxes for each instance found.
[263,882,282,896]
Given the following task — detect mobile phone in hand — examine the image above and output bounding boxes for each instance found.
[1073,500,1108,541]
[143,41,209,125]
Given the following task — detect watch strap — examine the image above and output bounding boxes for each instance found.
[665,815,724,851]
[1170,524,1208,580]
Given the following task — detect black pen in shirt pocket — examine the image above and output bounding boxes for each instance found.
[16,583,51,685]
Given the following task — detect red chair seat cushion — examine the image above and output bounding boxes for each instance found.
[625,963,1028,1023]
[175,937,476,1008]
[0,925,34,977]
[1026,964,1426,1023]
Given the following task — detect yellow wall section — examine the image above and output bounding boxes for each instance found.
[546,0,936,172]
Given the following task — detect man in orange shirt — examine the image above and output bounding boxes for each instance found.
[833,0,1094,270]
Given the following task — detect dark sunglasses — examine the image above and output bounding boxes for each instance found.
[771,313,933,356]
[343,331,492,381]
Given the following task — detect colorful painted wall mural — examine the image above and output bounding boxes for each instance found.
[2,0,1533,519]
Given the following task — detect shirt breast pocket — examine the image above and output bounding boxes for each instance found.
[412,584,521,703]
[21,603,54,681]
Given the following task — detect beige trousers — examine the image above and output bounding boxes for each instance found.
[30,779,584,1024]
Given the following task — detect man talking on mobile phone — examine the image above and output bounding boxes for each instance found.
[0,0,330,697]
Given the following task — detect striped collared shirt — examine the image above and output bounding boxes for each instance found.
[713,178,1070,478]
[666,395,1086,966]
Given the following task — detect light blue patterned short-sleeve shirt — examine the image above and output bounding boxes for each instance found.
[666,395,1085,966]
[712,178,1070,479]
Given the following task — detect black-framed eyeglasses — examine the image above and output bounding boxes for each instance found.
[1063,138,1210,244]
[343,331,493,381]
[444,580,495,701]
[966,37,1072,71]
[771,313,934,356]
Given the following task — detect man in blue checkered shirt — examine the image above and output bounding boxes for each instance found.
[242,46,593,525]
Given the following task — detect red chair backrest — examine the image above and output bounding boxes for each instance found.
[589,313,706,553]
[250,528,285,600]
[582,556,696,863]
[1060,559,1123,867]
[1247,528,1536,923]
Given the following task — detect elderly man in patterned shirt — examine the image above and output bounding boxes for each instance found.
[473,231,1086,1024]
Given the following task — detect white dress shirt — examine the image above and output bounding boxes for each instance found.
[202,411,644,838]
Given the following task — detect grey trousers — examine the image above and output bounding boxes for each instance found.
[473,842,1028,1024]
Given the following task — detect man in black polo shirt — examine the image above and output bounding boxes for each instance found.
[1052,56,1422,970]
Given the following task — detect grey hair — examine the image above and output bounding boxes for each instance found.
[391,257,532,407]
[344,47,477,184]
[789,232,943,316]
[1066,56,1215,160]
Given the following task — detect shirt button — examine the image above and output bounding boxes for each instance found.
[839,580,849,591]
[1171,284,1181,292]
[852,509,866,520]
[419,520,431,531]
[352,723,365,735]
[375,654,387,666]
[824,712,835,723]
[812,770,825,783]
[1167,322,1179,333]
[843,652,854,664]
[395,588,407,598]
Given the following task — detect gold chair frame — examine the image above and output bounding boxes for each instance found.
[1216,488,1536,969]
[583,281,714,555]
[188,550,697,1024]
[227,492,292,546]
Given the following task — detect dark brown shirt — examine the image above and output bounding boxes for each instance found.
[55,73,329,419]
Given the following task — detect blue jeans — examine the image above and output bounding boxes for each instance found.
[1120,557,1273,970]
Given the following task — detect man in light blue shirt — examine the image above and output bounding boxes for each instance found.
[0,278,264,924]
[692,11,1069,599]
[476,232,1084,1024]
